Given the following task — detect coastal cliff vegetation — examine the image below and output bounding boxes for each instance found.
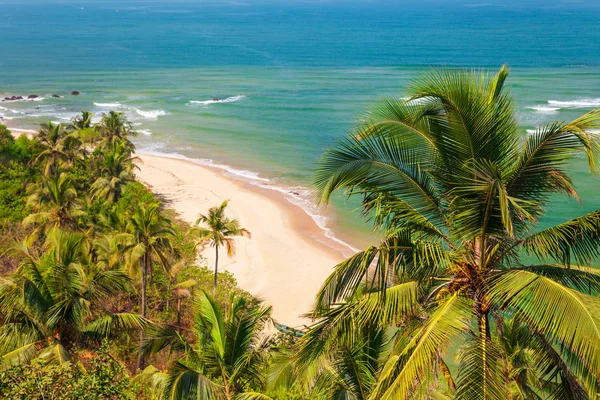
[1,66,600,399]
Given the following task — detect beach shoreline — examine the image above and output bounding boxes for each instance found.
[134,153,348,326]
[8,127,352,326]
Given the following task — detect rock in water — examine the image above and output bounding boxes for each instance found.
[27,95,39,99]
[52,94,60,98]
[72,91,80,95]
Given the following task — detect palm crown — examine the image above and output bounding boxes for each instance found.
[308,66,600,398]
[142,291,272,399]
[191,200,251,294]
[0,229,146,366]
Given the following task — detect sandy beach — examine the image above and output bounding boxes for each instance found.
[8,128,348,326]
[135,153,347,326]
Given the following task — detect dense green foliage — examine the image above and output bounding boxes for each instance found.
[0,117,264,399]
[304,66,600,398]
[2,66,600,399]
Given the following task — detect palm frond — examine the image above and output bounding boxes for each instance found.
[520,210,600,266]
[489,270,600,393]
[371,294,474,399]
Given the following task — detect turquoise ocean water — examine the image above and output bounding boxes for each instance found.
[1,0,600,247]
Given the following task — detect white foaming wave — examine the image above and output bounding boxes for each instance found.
[137,129,152,136]
[133,108,167,119]
[526,129,537,134]
[547,98,600,109]
[136,148,359,255]
[189,95,246,105]
[94,102,122,108]
[528,105,560,113]
[2,96,45,102]
[137,148,269,182]
[263,184,361,254]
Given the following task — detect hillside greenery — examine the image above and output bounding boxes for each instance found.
[1,66,600,399]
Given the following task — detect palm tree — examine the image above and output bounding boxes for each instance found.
[72,110,94,130]
[34,121,80,176]
[142,291,272,399]
[119,203,175,370]
[190,200,251,294]
[91,141,139,204]
[309,66,600,398]
[94,111,136,151]
[0,229,147,365]
[279,320,391,399]
[23,172,85,235]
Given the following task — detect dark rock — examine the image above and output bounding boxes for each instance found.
[51,94,60,98]
[27,95,39,99]
[71,91,80,95]
[15,96,23,100]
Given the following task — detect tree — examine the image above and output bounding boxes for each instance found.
[34,121,81,177]
[119,203,175,370]
[142,291,273,399]
[0,229,147,365]
[310,66,600,398]
[91,141,139,204]
[94,111,136,151]
[190,200,251,295]
[72,110,94,130]
[23,172,85,235]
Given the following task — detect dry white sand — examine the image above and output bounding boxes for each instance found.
[135,154,347,326]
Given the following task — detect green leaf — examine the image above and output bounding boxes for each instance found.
[371,294,474,400]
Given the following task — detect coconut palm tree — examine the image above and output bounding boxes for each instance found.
[23,172,85,235]
[142,291,273,399]
[118,203,175,370]
[280,320,391,399]
[190,200,251,294]
[94,111,136,151]
[72,110,94,130]
[0,229,148,365]
[91,141,139,204]
[310,66,600,398]
[34,121,80,176]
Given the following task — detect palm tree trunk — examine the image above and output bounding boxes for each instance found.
[177,298,182,332]
[213,246,219,296]
[136,253,148,371]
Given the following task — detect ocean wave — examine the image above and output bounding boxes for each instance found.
[135,147,359,255]
[547,98,600,109]
[137,129,152,136]
[527,105,560,113]
[133,108,167,119]
[93,102,122,108]
[188,95,246,105]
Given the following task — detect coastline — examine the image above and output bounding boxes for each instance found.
[135,153,347,326]
[8,127,351,326]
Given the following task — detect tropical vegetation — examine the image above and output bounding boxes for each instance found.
[1,65,599,399]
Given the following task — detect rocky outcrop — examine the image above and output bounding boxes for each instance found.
[71,91,80,95]
[3,95,23,101]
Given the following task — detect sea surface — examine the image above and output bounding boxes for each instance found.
[1,0,600,248]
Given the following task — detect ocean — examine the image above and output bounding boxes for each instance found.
[1,0,600,246]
